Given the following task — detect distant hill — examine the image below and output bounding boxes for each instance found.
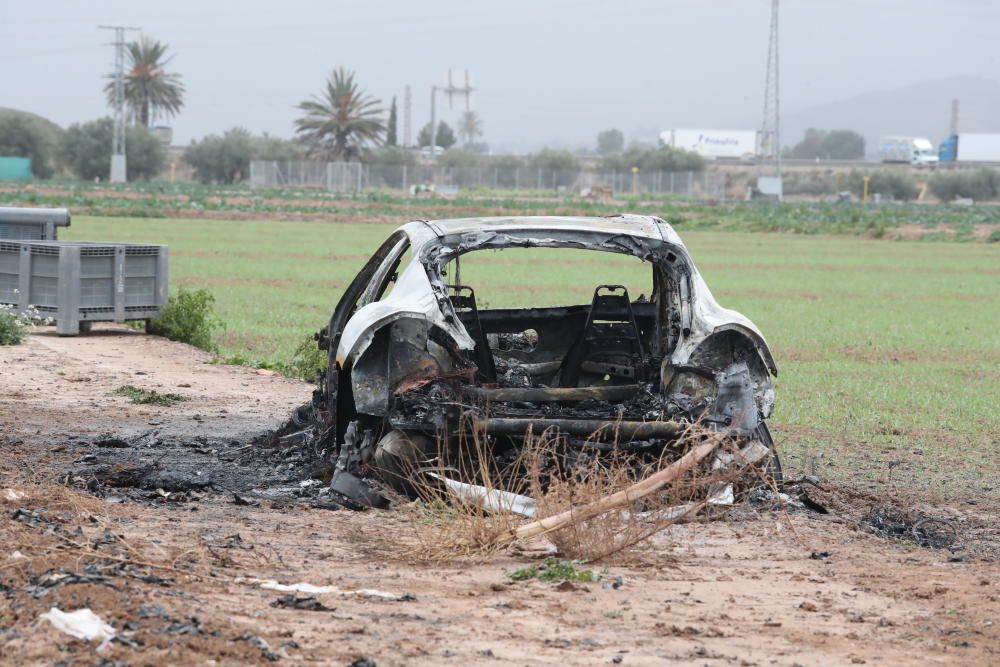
[782,77,1000,157]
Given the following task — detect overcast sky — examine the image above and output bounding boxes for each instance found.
[3,0,998,150]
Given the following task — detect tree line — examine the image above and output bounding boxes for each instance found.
[1,34,870,184]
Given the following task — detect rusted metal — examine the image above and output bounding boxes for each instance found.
[393,366,476,395]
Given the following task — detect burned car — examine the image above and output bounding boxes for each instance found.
[310,215,779,507]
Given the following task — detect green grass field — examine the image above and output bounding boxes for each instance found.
[64,215,1000,499]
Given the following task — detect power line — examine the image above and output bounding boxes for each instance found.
[99,24,140,183]
[430,69,473,154]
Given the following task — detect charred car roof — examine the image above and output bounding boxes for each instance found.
[420,214,678,243]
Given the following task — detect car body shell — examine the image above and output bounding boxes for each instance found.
[335,215,777,387]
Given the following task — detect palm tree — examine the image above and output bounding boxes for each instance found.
[105,36,185,128]
[295,68,385,161]
[458,110,483,146]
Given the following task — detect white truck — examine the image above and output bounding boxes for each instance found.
[938,133,1000,163]
[879,136,938,167]
[659,129,760,160]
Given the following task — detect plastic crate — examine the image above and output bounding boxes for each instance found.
[0,207,72,240]
[0,241,168,335]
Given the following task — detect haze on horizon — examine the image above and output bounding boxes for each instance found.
[3,0,998,151]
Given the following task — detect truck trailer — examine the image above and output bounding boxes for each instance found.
[938,133,1000,163]
[879,136,938,167]
[659,129,760,160]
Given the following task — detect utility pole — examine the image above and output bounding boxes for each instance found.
[757,0,781,199]
[99,25,140,183]
[429,69,473,155]
[949,98,959,137]
[403,84,412,147]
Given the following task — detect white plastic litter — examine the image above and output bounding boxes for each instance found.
[259,581,338,594]
[707,484,735,506]
[2,488,26,502]
[41,607,116,642]
[430,473,537,517]
[254,579,410,601]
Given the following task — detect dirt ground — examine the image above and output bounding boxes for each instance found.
[1,327,997,666]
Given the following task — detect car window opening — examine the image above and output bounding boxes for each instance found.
[441,247,667,390]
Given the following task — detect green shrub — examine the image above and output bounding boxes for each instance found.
[0,109,62,178]
[509,558,600,583]
[284,333,328,380]
[221,333,327,382]
[928,169,1000,202]
[528,149,581,188]
[184,128,309,184]
[789,128,865,160]
[147,287,223,352]
[782,170,838,196]
[0,305,29,345]
[846,170,919,201]
[184,127,256,184]
[253,133,306,162]
[60,118,166,181]
[437,149,484,169]
[417,121,456,149]
[599,145,704,173]
[367,145,417,167]
[112,385,188,406]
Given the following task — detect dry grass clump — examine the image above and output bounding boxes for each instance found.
[370,418,766,564]
[525,440,693,561]
[369,424,530,564]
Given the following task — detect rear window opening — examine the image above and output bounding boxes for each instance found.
[442,247,652,309]
[441,247,664,389]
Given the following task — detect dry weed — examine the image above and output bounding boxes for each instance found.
[365,423,529,564]
[366,417,770,564]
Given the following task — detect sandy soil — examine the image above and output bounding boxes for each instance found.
[1,327,997,666]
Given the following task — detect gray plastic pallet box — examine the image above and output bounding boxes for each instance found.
[0,241,168,335]
[0,207,71,240]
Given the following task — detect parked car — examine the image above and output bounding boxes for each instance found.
[310,215,780,506]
